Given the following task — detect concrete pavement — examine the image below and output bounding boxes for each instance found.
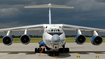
[0,43,105,59]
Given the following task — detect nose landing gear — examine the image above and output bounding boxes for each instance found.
[35,45,69,56]
[49,45,69,56]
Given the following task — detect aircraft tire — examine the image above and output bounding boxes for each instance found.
[59,48,69,53]
[59,48,63,53]
[49,51,53,56]
[55,51,59,56]
[49,51,59,56]
[65,48,69,52]
[38,48,42,53]
[35,48,38,53]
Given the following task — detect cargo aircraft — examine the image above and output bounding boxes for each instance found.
[0,3,104,56]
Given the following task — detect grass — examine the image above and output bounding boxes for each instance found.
[0,37,105,43]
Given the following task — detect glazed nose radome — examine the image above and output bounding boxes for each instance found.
[51,34,60,42]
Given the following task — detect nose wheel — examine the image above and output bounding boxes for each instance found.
[49,51,59,56]
[59,45,69,53]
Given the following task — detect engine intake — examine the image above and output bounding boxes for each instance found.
[20,34,31,45]
[91,35,102,45]
[2,35,13,45]
[75,34,86,44]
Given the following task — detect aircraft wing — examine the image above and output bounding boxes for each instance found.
[62,24,105,32]
[0,24,44,32]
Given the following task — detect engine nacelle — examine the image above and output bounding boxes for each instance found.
[91,35,103,45]
[2,35,13,45]
[75,34,86,44]
[20,34,31,45]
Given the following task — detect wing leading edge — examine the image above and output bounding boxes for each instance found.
[62,24,105,32]
[0,24,44,32]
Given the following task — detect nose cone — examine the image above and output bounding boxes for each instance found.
[51,35,60,42]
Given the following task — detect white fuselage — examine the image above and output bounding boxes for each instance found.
[42,24,66,50]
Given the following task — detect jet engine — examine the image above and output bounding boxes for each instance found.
[2,35,13,45]
[20,34,31,45]
[75,34,86,44]
[91,35,103,45]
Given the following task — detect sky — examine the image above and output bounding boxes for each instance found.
[0,0,105,35]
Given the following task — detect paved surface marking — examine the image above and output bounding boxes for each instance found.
[53,56,57,59]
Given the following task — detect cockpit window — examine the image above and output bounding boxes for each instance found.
[51,29,53,32]
[47,29,63,35]
[58,29,60,32]
[48,33,62,35]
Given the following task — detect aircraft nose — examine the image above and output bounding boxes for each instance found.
[51,34,60,42]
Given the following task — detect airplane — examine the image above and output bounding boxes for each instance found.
[0,3,104,56]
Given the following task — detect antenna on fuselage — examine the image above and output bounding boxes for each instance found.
[24,3,74,24]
